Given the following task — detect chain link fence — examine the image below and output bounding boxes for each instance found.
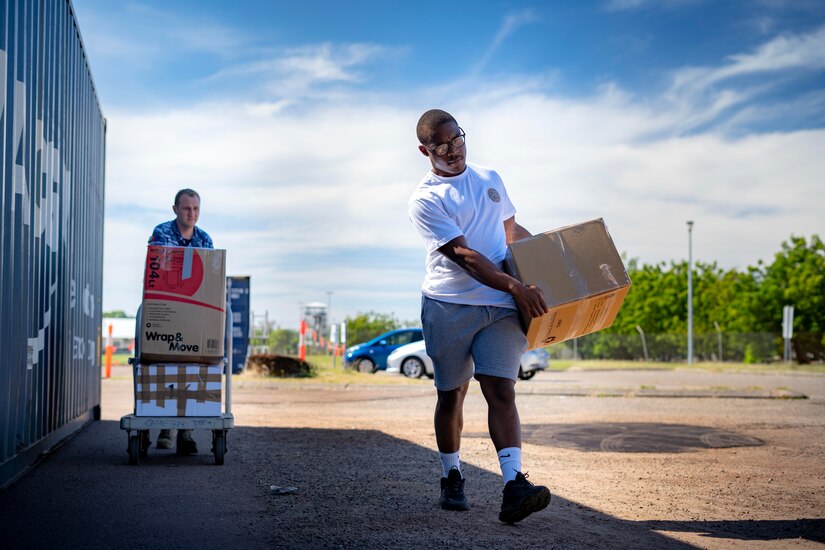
[546,332,824,364]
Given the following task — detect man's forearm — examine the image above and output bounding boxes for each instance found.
[448,246,523,294]
[438,236,548,318]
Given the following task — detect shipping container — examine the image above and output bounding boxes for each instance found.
[0,0,106,488]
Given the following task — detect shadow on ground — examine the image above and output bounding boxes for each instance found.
[0,421,818,549]
[640,518,825,544]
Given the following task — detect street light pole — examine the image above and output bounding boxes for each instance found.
[687,221,694,365]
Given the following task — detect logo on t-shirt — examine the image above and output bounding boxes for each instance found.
[487,188,501,203]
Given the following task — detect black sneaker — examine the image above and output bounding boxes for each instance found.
[499,472,550,524]
[440,468,469,511]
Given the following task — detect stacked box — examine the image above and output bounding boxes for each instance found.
[139,246,226,364]
[135,364,222,417]
[505,218,631,350]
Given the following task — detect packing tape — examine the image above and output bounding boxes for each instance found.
[182,247,193,281]
[136,373,221,384]
[177,367,188,415]
[135,390,220,402]
[137,365,221,412]
[195,365,209,404]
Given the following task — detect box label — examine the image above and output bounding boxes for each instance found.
[145,247,202,296]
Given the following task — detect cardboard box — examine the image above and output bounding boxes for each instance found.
[135,364,222,416]
[139,246,226,364]
[505,218,631,350]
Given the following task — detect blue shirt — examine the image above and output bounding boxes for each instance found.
[149,220,214,249]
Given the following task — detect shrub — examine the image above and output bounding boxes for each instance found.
[247,354,314,377]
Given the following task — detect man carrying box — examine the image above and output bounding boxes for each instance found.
[408,109,552,523]
[148,188,214,454]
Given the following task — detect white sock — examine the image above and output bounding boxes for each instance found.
[440,451,461,478]
[498,447,522,483]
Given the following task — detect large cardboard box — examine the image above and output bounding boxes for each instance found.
[135,364,222,416]
[139,246,226,364]
[505,218,631,350]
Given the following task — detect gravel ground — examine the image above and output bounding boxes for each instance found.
[1,366,823,549]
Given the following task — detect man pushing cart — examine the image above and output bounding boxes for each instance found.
[120,189,234,465]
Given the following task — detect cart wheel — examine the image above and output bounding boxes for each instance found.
[139,430,150,459]
[128,435,140,466]
[213,431,226,465]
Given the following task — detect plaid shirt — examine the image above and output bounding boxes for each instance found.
[148,220,213,248]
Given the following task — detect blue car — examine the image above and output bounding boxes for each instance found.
[345,328,424,373]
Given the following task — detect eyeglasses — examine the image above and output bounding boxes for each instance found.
[425,128,466,156]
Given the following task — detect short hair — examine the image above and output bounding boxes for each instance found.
[417,109,456,145]
[174,188,200,206]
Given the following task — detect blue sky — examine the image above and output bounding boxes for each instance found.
[72,0,825,330]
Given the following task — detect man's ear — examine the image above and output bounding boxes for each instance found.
[418,145,430,157]
[172,205,178,215]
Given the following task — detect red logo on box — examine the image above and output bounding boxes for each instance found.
[144,246,204,297]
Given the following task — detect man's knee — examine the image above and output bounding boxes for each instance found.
[437,383,469,410]
[477,375,516,406]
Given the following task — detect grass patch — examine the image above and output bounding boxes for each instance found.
[789,364,825,374]
[553,359,825,374]
[565,360,677,371]
[100,352,133,366]
[233,355,825,385]
[235,354,426,386]
[545,360,576,371]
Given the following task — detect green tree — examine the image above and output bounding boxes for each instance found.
[756,235,825,333]
[593,259,767,360]
[606,259,694,334]
[755,235,825,363]
[344,311,400,345]
[267,328,299,355]
[707,268,761,334]
[583,234,823,362]
[103,310,129,318]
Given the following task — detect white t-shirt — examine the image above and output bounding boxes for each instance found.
[408,162,517,308]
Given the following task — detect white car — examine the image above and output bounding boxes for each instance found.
[386,340,550,380]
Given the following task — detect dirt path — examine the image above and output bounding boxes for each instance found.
[2,368,823,548]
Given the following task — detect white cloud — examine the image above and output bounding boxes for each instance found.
[664,25,825,131]
[75,4,250,69]
[102,90,825,326]
[605,0,647,9]
[100,23,825,328]
[604,0,705,11]
[673,24,825,90]
[203,42,403,100]
[472,10,539,75]
[726,24,825,72]
[212,43,389,81]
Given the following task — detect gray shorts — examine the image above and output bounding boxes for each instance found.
[421,296,528,391]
